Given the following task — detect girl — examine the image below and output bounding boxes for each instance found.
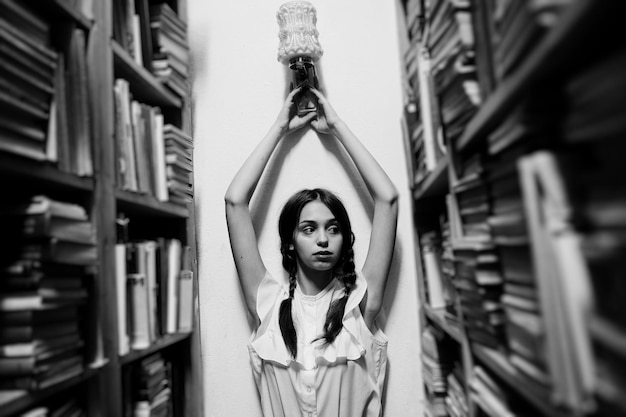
[225,86,398,416]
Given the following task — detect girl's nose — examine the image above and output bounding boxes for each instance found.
[317,231,328,247]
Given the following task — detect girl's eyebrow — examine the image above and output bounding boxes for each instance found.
[298,218,338,226]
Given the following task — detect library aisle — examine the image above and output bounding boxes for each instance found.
[3,0,626,416]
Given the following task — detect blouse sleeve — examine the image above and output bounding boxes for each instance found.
[249,271,292,367]
[255,271,288,329]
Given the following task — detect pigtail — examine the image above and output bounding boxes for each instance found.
[319,244,357,345]
[279,246,298,358]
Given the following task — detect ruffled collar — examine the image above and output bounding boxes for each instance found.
[249,272,368,368]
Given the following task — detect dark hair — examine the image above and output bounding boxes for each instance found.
[278,188,356,358]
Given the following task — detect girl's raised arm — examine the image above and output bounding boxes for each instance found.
[225,87,315,322]
[310,88,399,327]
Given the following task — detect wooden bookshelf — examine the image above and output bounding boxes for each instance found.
[0,0,201,415]
[398,0,626,416]
[456,0,620,151]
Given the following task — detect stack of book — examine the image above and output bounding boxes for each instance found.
[422,325,457,417]
[0,195,93,391]
[163,124,193,207]
[428,0,481,146]
[440,215,459,324]
[131,352,173,417]
[488,0,572,81]
[483,142,550,392]
[0,1,55,163]
[452,155,490,243]
[150,3,190,98]
[469,365,535,416]
[445,363,469,417]
[0,0,93,177]
[113,78,169,201]
[453,242,505,349]
[115,234,194,355]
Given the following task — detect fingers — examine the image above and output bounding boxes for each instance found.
[286,86,303,101]
[308,87,325,102]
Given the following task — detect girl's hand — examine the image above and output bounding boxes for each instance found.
[275,86,317,135]
[309,87,341,134]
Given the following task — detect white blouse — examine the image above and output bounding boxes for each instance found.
[248,271,388,417]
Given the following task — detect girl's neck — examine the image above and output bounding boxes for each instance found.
[296,267,334,296]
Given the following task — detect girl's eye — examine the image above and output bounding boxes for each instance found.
[328,226,340,234]
[302,226,315,234]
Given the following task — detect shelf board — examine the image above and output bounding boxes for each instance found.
[413,157,449,201]
[24,0,93,30]
[115,189,189,218]
[120,333,191,365]
[472,344,573,417]
[457,0,616,151]
[0,368,98,417]
[112,41,182,108]
[423,305,463,343]
[0,153,94,192]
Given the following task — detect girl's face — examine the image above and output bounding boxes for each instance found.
[293,200,344,272]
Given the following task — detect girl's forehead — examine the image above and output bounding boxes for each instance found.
[299,200,334,222]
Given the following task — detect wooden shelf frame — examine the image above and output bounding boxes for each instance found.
[115,189,190,218]
[423,305,464,343]
[119,333,191,365]
[112,41,183,108]
[0,154,94,193]
[23,0,93,30]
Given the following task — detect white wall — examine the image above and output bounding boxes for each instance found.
[187,1,423,416]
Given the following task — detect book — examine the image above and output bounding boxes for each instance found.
[165,239,181,334]
[519,151,595,410]
[0,306,79,326]
[19,238,97,266]
[0,347,82,376]
[64,27,93,177]
[128,272,150,350]
[0,320,79,343]
[115,243,130,356]
[0,288,87,311]
[178,245,193,332]
[0,359,83,390]
[0,332,82,358]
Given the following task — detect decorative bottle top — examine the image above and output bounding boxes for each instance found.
[276,1,324,65]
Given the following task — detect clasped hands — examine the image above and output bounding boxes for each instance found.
[275,86,340,136]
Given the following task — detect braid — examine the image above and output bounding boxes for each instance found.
[279,248,298,358]
[319,244,357,345]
